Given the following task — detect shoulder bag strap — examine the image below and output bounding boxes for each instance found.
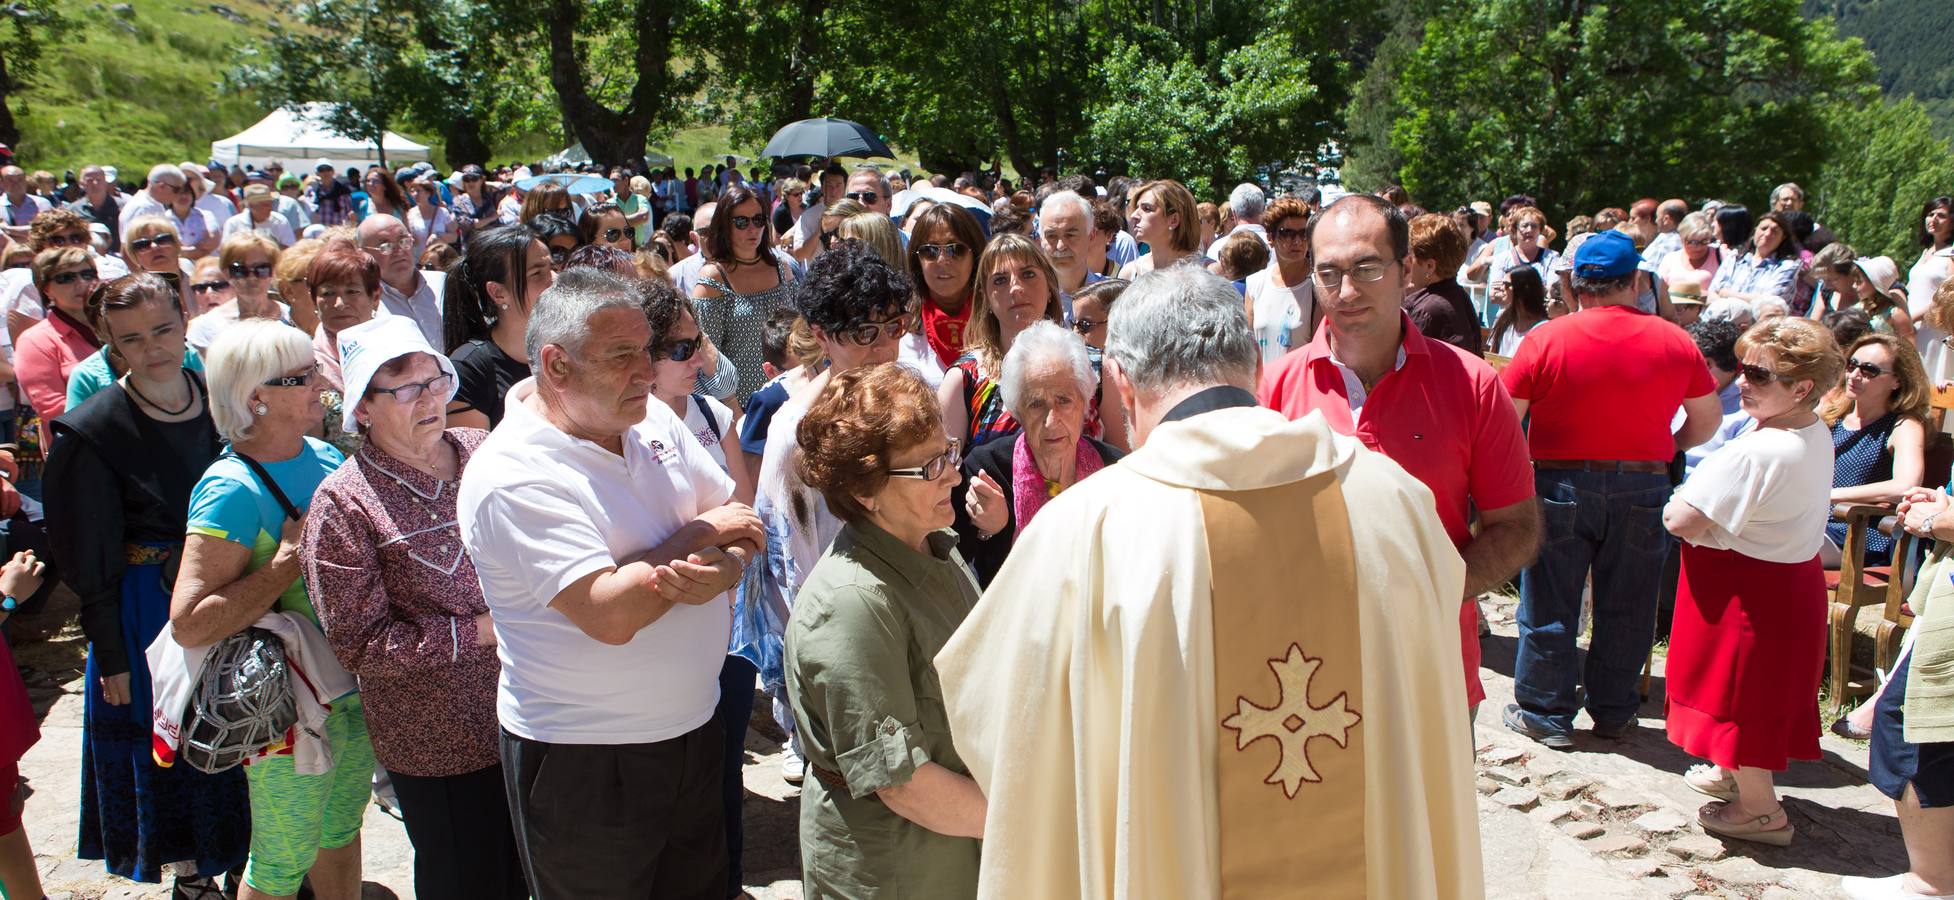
[694,394,724,443]
[232,450,303,522]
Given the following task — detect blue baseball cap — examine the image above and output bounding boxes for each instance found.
[1573,230,1640,279]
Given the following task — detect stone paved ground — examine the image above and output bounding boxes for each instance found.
[9,589,1908,898]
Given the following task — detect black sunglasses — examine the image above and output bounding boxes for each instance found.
[659,337,700,362]
[602,227,627,243]
[844,191,879,205]
[48,269,99,287]
[1271,226,1308,243]
[1738,363,1785,385]
[1846,358,1890,379]
[263,364,319,388]
[129,233,179,252]
[819,229,838,249]
[728,215,765,231]
[844,315,911,347]
[916,242,968,262]
[191,280,231,294]
[227,263,275,280]
[1070,317,1103,334]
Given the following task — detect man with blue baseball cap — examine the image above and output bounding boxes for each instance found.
[1496,226,1725,750]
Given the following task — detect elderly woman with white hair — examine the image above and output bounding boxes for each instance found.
[951,320,1125,586]
[298,316,525,900]
[169,318,373,900]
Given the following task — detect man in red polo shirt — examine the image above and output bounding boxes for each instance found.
[1499,228,1723,749]
[1260,194,1539,720]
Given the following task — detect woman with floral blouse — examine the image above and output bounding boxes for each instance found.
[298,315,525,900]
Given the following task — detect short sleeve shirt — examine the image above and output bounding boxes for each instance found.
[457,378,736,744]
[186,437,346,623]
[1500,304,1715,461]
[1674,421,1832,563]
[448,338,529,428]
[682,394,736,470]
[1260,315,1534,550]
[738,374,794,456]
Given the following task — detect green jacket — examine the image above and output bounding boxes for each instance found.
[784,520,981,899]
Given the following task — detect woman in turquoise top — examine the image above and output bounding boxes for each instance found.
[169,318,372,900]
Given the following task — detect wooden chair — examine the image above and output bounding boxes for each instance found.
[1826,503,1912,710]
[1483,352,1511,373]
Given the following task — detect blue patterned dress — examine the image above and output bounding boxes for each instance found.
[1826,411,1900,565]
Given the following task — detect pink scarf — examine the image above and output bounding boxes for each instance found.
[1011,434,1105,536]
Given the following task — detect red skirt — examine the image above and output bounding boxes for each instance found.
[1665,544,1825,771]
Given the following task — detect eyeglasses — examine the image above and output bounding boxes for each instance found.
[462,174,483,183]
[368,241,410,255]
[1271,226,1308,243]
[1738,363,1786,385]
[227,262,275,280]
[45,232,88,248]
[262,364,319,388]
[1311,260,1394,288]
[190,280,232,294]
[1846,358,1891,379]
[602,227,627,243]
[658,337,700,362]
[547,246,572,263]
[844,191,879,205]
[1684,237,1714,246]
[367,372,453,404]
[916,242,968,262]
[887,439,961,481]
[1069,317,1103,334]
[843,315,911,346]
[48,269,98,287]
[128,233,179,252]
[729,215,765,231]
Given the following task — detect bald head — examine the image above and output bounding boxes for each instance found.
[1309,194,1409,263]
[0,166,24,200]
[358,214,414,287]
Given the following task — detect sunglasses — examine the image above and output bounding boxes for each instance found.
[129,233,179,252]
[1846,358,1891,379]
[1738,363,1785,385]
[886,439,961,482]
[602,227,627,243]
[263,364,319,388]
[729,215,765,231]
[227,263,275,280]
[844,191,879,205]
[48,269,99,287]
[547,246,572,263]
[658,337,701,362]
[1271,226,1308,243]
[842,315,912,347]
[917,242,968,262]
[820,229,838,249]
[191,280,232,294]
[1070,317,1103,334]
[45,232,89,248]
[367,372,453,404]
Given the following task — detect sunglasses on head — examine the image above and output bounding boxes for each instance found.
[1846,358,1891,379]
[191,280,231,294]
[658,337,701,362]
[129,233,178,252]
[844,191,879,205]
[917,242,968,262]
[48,269,98,287]
[729,215,765,232]
[227,262,275,280]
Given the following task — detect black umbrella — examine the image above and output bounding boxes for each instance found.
[761,117,894,161]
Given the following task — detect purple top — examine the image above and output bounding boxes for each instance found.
[300,427,499,776]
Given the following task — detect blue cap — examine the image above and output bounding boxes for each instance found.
[1573,230,1640,279]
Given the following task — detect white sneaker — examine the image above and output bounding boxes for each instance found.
[1842,875,1954,899]
[780,751,806,785]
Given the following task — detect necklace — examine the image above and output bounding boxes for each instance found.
[728,252,763,267]
[126,369,196,416]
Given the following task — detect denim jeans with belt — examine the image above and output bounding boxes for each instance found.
[1512,468,1673,735]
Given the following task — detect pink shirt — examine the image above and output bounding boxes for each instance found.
[16,309,101,420]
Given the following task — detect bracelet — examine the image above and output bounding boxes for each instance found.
[1,595,17,612]
[1924,512,1940,536]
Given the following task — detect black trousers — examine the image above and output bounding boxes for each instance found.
[500,722,727,900]
[714,656,758,898]
[387,763,528,900]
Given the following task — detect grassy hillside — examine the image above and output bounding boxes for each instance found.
[1806,0,1954,140]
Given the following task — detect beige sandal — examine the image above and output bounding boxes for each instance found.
[1697,801,1794,847]
[1684,764,1739,802]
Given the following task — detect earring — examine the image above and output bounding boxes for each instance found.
[253,402,269,416]
[498,303,509,311]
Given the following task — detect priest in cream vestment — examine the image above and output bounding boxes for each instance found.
[935,265,1483,900]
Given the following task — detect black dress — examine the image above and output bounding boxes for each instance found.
[950,435,1124,587]
[44,377,250,882]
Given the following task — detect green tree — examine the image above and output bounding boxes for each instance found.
[1811,95,1954,262]
[0,0,72,148]
[1375,0,1875,221]
[515,0,699,168]
[234,0,438,168]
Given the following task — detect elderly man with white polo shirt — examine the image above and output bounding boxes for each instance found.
[457,267,764,899]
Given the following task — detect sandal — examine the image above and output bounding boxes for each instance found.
[1697,801,1794,847]
[172,875,226,900]
[1683,764,1738,802]
[1833,715,1874,740]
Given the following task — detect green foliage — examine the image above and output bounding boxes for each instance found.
[0,0,75,141]
[1373,0,1876,222]
[1811,95,1954,261]
[1805,0,1954,140]
[232,0,437,166]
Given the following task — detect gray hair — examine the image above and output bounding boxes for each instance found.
[1000,321,1098,417]
[1105,265,1257,396]
[1228,183,1266,221]
[525,267,642,365]
[1677,211,1712,242]
[851,164,891,197]
[146,163,185,188]
[205,318,315,444]
[1770,182,1805,205]
[1704,296,1756,328]
[1039,190,1095,231]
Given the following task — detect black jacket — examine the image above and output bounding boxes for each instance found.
[950,435,1124,587]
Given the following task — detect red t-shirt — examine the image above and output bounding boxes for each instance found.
[1499,304,1715,462]
[1259,314,1535,551]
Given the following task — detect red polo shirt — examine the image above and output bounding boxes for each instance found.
[1499,304,1714,462]
[1259,313,1534,708]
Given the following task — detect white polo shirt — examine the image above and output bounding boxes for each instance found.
[458,378,736,745]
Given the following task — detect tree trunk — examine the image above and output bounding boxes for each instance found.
[539,0,673,170]
[780,0,828,127]
[0,54,19,148]
[444,115,491,168]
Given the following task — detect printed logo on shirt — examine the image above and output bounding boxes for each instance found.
[646,438,680,466]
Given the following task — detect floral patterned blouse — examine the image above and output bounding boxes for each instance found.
[299,427,499,777]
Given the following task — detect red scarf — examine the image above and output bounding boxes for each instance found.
[920,296,973,367]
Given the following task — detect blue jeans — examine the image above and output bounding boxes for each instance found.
[1512,469,1672,735]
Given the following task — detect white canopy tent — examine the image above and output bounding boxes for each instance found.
[541,141,675,170]
[210,104,431,173]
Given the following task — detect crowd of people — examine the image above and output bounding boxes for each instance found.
[0,134,1950,900]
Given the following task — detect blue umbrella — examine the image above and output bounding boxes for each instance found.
[761,117,894,161]
[515,172,613,194]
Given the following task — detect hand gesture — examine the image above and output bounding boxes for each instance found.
[965,470,1009,537]
[0,549,45,606]
[1902,488,1951,537]
[652,546,744,605]
[100,672,132,706]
